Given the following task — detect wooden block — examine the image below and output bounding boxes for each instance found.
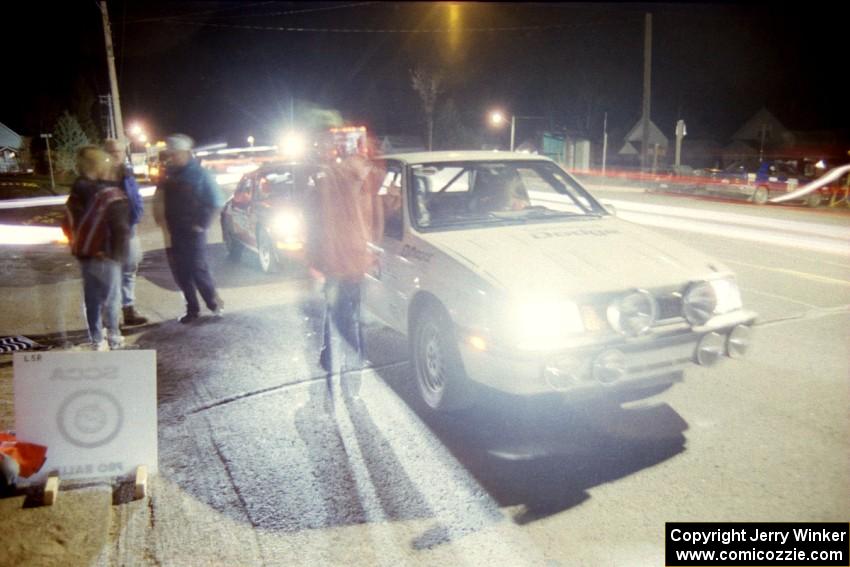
[44,476,59,506]
[134,465,148,500]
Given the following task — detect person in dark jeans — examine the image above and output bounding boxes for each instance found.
[156,134,225,323]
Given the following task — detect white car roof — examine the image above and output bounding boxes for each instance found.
[378,151,553,165]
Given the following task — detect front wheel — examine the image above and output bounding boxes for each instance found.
[257,230,278,273]
[805,192,822,208]
[411,306,475,412]
[752,186,769,205]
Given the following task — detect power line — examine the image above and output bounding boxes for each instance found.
[127,1,276,24]
[126,1,376,24]
[157,19,586,34]
[187,1,380,20]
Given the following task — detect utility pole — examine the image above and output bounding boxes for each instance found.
[640,13,652,171]
[602,112,609,175]
[675,119,686,169]
[99,1,125,146]
[40,134,55,192]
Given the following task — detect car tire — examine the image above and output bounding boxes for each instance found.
[411,304,475,412]
[257,230,278,273]
[805,192,822,208]
[752,186,769,205]
[222,219,242,261]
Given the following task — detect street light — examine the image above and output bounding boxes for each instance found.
[488,110,514,151]
[489,110,544,152]
[247,135,255,148]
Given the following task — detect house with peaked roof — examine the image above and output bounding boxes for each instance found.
[0,122,24,173]
[617,118,669,168]
[722,107,794,164]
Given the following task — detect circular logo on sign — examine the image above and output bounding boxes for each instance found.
[56,389,124,448]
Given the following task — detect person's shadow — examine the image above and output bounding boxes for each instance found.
[138,244,310,293]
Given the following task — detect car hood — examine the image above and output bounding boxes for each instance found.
[418,217,730,297]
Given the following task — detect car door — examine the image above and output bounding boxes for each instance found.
[363,163,411,331]
[230,175,255,244]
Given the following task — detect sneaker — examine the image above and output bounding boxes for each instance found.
[93,339,109,352]
[179,312,200,324]
[211,297,224,318]
[107,333,125,350]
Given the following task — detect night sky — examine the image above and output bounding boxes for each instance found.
[4,2,848,149]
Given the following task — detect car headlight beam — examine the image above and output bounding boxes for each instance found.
[271,211,301,239]
[508,300,584,351]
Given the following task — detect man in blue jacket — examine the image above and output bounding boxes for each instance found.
[105,139,148,326]
[157,134,225,323]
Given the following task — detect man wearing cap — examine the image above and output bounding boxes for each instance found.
[156,134,225,323]
[104,138,148,327]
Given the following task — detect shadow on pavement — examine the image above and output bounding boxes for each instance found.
[0,244,77,287]
[139,243,311,293]
[371,328,688,526]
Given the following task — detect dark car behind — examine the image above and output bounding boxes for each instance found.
[220,162,317,273]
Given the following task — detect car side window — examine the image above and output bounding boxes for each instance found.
[378,169,403,240]
[233,177,253,205]
[259,171,293,201]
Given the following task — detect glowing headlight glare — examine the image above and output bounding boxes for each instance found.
[271,212,300,237]
[510,300,584,350]
[710,278,742,314]
[279,132,306,157]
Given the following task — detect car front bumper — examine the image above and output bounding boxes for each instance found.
[458,310,757,398]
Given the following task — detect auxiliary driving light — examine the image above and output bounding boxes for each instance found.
[726,325,751,359]
[695,332,725,366]
[683,281,716,326]
[592,349,626,385]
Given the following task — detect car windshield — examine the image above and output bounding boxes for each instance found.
[410,160,605,229]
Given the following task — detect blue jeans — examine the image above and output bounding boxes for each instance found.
[319,278,364,374]
[121,228,142,308]
[170,230,220,315]
[79,258,121,343]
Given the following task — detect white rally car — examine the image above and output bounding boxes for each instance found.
[364,152,756,411]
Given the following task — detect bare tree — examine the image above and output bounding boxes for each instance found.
[410,67,444,151]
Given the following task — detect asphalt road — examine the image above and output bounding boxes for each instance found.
[1,185,848,566]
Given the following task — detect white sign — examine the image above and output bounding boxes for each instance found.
[13,351,158,484]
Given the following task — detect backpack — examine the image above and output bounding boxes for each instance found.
[68,186,127,258]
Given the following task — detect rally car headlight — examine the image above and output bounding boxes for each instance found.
[683,278,742,326]
[607,289,657,337]
[271,211,301,238]
[506,300,584,351]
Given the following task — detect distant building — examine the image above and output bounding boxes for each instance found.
[0,121,23,173]
[618,118,669,169]
[722,107,793,164]
[722,107,847,166]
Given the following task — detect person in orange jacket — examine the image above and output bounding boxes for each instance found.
[304,155,384,396]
